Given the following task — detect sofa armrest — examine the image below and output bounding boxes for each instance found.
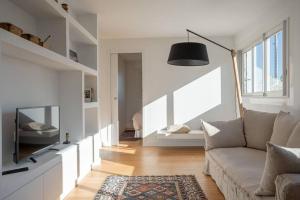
[275,174,300,200]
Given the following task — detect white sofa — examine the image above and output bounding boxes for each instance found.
[202,110,300,200]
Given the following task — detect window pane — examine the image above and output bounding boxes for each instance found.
[243,53,247,93]
[254,43,263,92]
[277,31,283,88]
[267,31,283,92]
[246,50,253,93]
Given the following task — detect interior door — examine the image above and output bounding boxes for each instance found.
[110,53,119,145]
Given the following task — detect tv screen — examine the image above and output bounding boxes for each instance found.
[15,106,60,163]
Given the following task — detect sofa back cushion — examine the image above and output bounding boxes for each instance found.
[287,122,300,148]
[270,111,298,146]
[201,118,246,150]
[244,109,276,151]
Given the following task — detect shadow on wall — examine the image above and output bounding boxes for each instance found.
[143,66,227,138]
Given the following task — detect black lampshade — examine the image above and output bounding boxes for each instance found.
[167,42,209,66]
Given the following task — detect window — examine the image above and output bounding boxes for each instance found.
[242,20,288,97]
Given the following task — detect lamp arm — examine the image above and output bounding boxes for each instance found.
[186,29,232,52]
[186,29,244,118]
[231,50,244,118]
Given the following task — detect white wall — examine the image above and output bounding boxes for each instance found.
[118,56,126,133]
[0,0,37,35]
[0,56,59,163]
[235,0,300,116]
[100,36,237,145]
[125,60,142,129]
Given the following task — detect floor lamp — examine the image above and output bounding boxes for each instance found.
[167,29,244,118]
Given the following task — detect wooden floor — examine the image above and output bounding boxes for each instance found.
[65,140,224,200]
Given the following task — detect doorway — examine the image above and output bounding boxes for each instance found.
[110,53,143,144]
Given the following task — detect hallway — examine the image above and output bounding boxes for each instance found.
[65,141,224,200]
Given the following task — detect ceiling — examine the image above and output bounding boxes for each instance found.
[69,0,286,39]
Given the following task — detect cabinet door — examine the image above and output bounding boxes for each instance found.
[78,137,93,179]
[43,163,63,200]
[60,146,78,199]
[5,176,43,200]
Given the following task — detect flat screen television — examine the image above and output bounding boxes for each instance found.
[14,106,60,163]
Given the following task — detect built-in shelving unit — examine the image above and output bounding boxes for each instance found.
[68,16,98,45]
[0,0,100,199]
[0,29,97,76]
[84,102,99,109]
[11,0,66,19]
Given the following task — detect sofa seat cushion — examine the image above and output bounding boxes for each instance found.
[208,147,266,196]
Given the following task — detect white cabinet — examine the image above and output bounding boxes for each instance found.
[43,163,63,200]
[5,176,43,200]
[4,162,63,200]
[59,145,78,199]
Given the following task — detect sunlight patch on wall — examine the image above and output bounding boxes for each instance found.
[143,95,167,137]
[173,67,222,124]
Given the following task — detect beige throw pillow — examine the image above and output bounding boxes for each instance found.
[270,111,298,146]
[201,118,246,150]
[244,109,277,150]
[255,143,300,196]
[287,122,300,148]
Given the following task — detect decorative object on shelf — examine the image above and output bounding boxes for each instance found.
[39,35,51,48]
[61,3,69,12]
[21,33,41,45]
[0,22,23,36]
[21,33,51,48]
[85,88,92,102]
[69,49,79,62]
[91,88,95,101]
[63,132,71,144]
[168,29,244,118]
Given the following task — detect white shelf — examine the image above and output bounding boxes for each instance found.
[0,29,97,76]
[84,102,99,109]
[12,0,98,46]
[11,0,66,19]
[69,16,98,45]
[156,130,205,140]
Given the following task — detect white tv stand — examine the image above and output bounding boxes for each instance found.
[1,144,75,200]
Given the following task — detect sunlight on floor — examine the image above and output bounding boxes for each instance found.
[101,145,136,154]
[98,160,135,176]
[65,141,224,200]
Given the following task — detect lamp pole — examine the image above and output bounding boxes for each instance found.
[186,29,244,118]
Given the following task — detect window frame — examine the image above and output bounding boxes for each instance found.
[241,20,289,98]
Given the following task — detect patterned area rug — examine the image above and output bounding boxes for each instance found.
[95,175,207,200]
